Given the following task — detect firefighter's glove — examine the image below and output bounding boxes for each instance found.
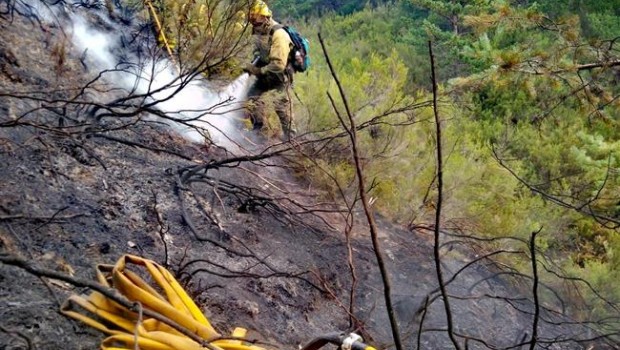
[243,64,262,76]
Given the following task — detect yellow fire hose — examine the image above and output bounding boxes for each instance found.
[144,0,176,66]
[61,255,266,350]
[61,255,377,350]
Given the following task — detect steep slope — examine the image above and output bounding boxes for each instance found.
[0,2,617,350]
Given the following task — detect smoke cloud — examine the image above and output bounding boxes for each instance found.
[54,3,249,149]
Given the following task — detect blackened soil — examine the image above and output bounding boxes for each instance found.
[0,3,617,350]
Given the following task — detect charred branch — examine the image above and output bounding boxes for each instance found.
[429,40,461,350]
[319,32,404,350]
[492,144,620,229]
[0,254,221,350]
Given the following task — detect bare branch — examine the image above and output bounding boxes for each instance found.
[0,254,220,350]
[491,144,620,229]
[528,228,542,350]
[319,32,404,350]
[429,40,461,350]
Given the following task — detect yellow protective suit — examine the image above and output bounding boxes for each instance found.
[247,18,297,139]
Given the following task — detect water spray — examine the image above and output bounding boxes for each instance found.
[61,3,254,150]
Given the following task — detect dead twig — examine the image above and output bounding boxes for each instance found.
[0,211,86,222]
[428,40,460,350]
[0,324,35,350]
[0,253,220,350]
[151,191,170,268]
[93,134,194,161]
[5,224,62,307]
[319,32,403,350]
[311,270,369,337]
[528,228,542,350]
[133,301,143,350]
[491,144,620,229]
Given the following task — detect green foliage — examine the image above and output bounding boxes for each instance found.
[292,1,619,223]
[293,8,420,130]
[124,0,620,315]
[291,21,436,215]
[535,0,620,18]
[435,2,620,313]
[585,12,620,38]
[270,0,390,18]
[566,218,615,265]
[305,159,356,198]
[288,0,620,313]
[305,4,441,90]
[146,0,251,76]
[565,255,620,321]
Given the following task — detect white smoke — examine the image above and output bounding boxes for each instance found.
[29,1,57,23]
[131,62,252,147]
[63,4,250,149]
[71,14,117,70]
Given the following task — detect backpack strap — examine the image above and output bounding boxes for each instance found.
[269,24,295,80]
[269,24,284,36]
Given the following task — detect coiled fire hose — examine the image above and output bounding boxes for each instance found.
[61,255,264,350]
[61,255,375,350]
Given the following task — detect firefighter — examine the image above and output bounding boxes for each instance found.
[243,0,296,140]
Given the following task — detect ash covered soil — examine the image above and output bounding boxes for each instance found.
[0,3,617,350]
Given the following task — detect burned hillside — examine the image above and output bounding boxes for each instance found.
[1,2,618,350]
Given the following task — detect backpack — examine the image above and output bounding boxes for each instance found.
[272,25,310,73]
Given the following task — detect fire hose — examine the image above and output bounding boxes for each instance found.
[143,0,176,65]
[61,255,375,350]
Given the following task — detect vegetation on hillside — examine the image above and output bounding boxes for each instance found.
[147,0,619,334]
[271,0,391,18]
[281,0,620,320]
[53,0,620,345]
[131,0,252,77]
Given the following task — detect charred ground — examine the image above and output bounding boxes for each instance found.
[0,3,618,350]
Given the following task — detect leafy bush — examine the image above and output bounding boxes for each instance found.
[140,0,251,76]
